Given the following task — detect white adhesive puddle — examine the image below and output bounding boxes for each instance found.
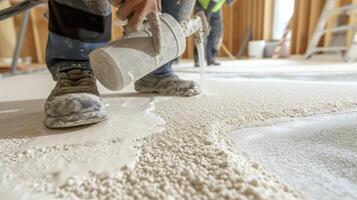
[0,97,164,197]
[231,113,357,200]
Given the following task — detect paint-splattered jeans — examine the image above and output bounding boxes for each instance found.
[46,0,193,80]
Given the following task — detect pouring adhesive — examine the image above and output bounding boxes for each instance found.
[89,12,209,92]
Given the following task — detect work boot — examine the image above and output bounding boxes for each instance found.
[44,67,108,128]
[135,74,201,97]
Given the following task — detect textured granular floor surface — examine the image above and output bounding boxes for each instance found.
[2,72,357,199]
[232,113,357,200]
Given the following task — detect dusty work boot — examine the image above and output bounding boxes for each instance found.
[135,74,201,97]
[44,67,108,128]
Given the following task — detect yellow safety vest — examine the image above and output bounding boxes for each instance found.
[198,0,226,13]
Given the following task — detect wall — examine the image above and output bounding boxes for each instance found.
[183,0,275,58]
[0,0,17,59]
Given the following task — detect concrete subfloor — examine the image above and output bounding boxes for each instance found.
[1,56,357,199]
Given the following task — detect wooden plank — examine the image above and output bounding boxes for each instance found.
[257,0,264,39]
[0,0,17,60]
[321,0,352,47]
[243,0,248,55]
[296,0,311,54]
[251,0,257,39]
[290,0,300,54]
[248,0,253,39]
[242,0,246,39]
[234,0,242,55]
[221,43,236,59]
[34,6,49,64]
[228,6,234,51]
[221,7,230,57]
[325,0,341,46]
[308,0,324,41]
[232,1,241,54]
[347,0,357,44]
[237,26,253,58]
[30,9,43,63]
[13,13,36,63]
[263,0,275,40]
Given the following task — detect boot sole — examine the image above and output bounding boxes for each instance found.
[44,110,109,129]
[135,86,159,94]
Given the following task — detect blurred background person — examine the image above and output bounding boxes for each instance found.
[194,0,235,67]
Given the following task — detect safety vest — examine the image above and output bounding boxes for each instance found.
[198,0,226,13]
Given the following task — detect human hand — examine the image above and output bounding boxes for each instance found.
[109,0,161,31]
[109,0,163,54]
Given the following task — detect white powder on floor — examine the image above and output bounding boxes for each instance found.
[2,76,357,199]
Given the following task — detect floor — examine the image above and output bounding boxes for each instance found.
[1,56,357,199]
[232,112,357,200]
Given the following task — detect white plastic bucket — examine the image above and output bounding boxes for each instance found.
[248,40,266,59]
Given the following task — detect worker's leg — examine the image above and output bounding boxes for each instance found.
[135,0,201,97]
[207,11,223,66]
[44,0,112,128]
[46,0,111,78]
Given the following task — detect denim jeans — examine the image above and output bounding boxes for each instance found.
[194,4,223,64]
[46,0,194,79]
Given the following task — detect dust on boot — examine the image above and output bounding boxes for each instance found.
[135,74,201,97]
[45,66,108,128]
